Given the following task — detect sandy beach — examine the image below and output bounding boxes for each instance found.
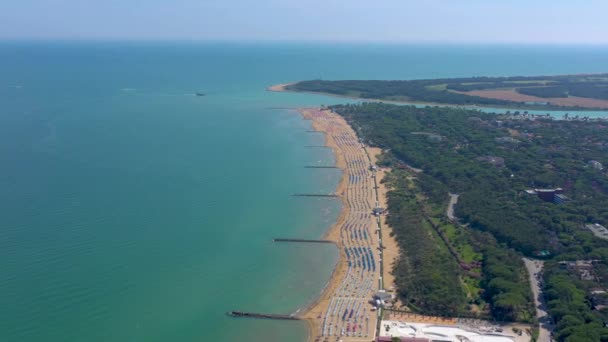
[297,108,398,341]
[267,83,294,92]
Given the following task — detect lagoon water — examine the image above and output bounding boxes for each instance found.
[1,42,608,341]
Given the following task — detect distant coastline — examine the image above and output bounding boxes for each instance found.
[270,74,608,112]
[267,82,447,107]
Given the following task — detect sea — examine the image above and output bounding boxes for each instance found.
[1,42,608,342]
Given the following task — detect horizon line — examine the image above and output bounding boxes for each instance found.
[1,37,608,46]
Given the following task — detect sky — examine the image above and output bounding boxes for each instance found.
[1,0,607,44]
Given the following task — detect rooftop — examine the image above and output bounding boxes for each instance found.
[379,320,523,342]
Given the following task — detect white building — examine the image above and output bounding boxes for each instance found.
[379,320,522,342]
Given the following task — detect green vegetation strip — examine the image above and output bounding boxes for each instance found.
[331,102,608,340]
[288,74,608,110]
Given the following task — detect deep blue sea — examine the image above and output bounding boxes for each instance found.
[1,42,608,341]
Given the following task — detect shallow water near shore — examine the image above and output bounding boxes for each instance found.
[1,42,608,341]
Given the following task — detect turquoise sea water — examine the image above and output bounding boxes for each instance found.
[1,42,608,342]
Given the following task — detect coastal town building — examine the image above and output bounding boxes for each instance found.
[377,321,521,342]
[554,193,569,204]
[373,206,386,216]
[377,337,429,342]
[524,188,567,204]
[559,260,599,281]
[372,290,394,308]
[591,289,608,310]
[589,160,604,170]
[586,223,608,240]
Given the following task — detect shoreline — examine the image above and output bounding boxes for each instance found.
[268,83,608,113]
[267,83,295,92]
[295,107,399,342]
[296,107,351,341]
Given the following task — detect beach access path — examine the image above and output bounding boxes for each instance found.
[367,147,399,294]
[523,258,553,342]
[447,193,459,221]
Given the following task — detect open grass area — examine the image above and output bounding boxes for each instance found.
[425,83,447,91]
[504,80,556,85]
[435,220,482,265]
[463,276,483,299]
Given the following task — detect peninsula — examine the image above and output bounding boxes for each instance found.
[271,75,608,342]
[273,74,608,110]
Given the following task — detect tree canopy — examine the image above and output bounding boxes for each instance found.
[330,102,608,338]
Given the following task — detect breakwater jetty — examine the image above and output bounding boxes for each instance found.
[273,238,334,244]
[304,166,338,169]
[227,311,299,321]
[292,194,339,198]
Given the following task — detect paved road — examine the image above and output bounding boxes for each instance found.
[446,193,459,221]
[523,258,553,342]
